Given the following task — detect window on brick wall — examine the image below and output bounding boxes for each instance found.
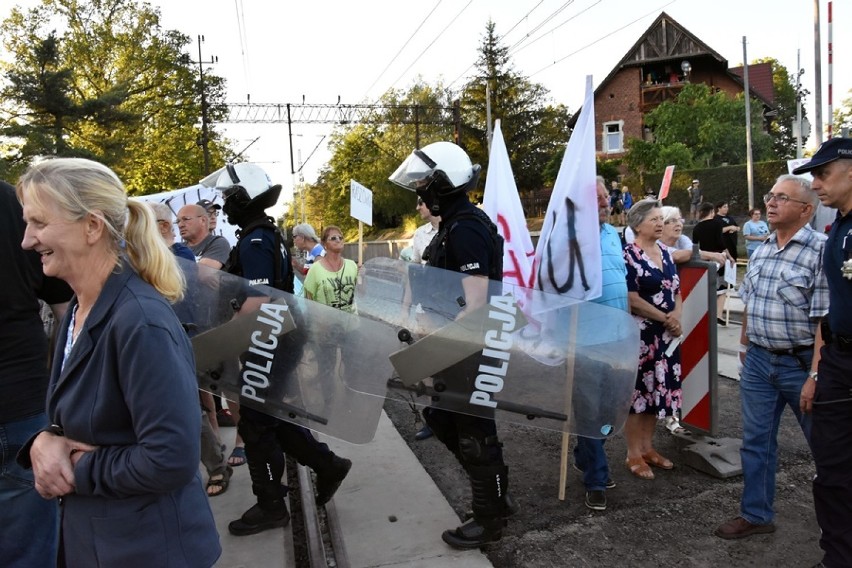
[603,120,624,153]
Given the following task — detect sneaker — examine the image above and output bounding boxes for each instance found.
[228,503,290,536]
[315,456,352,506]
[572,463,616,489]
[714,516,775,540]
[585,490,607,511]
[414,425,433,441]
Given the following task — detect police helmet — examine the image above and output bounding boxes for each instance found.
[389,141,480,198]
[216,163,282,219]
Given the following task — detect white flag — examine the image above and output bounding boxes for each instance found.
[482,120,535,289]
[532,75,601,302]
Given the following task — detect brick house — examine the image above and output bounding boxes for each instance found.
[571,11,775,157]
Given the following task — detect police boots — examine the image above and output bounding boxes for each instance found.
[442,464,509,549]
[228,501,290,536]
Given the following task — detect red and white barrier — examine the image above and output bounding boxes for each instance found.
[678,264,717,435]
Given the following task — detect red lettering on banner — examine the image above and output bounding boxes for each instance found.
[496,213,535,288]
[497,214,512,240]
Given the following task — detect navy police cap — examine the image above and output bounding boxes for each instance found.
[792,137,852,175]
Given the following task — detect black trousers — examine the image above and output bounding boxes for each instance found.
[812,343,852,567]
[239,406,334,505]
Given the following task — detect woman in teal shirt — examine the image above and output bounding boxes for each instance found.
[742,208,770,259]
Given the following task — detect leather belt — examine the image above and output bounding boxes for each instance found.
[765,344,814,356]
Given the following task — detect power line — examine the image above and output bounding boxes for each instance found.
[446,0,577,90]
[362,0,444,101]
[507,0,601,59]
[506,0,575,54]
[384,0,474,94]
[529,0,676,79]
[234,0,251,98]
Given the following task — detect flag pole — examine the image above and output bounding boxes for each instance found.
[558,307,580,500]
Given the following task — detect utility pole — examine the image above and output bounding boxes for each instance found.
[814,0,823,145]
[743,37,754,211]
[796,50,805,158]
[194,35,218,175]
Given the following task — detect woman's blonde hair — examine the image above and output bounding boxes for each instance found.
[16,158,185,302]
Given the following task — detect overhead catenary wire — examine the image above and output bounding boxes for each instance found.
[362,0,444,102]
[234,0,252,97]
[529,0,677,78]
[383,0,475,95]
[446,0,585,91]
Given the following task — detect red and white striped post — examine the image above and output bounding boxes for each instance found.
[828,0,833,139]
[677,260,719,435]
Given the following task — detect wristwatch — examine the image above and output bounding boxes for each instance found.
[808,371,818,382]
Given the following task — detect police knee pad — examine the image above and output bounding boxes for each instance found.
[238,414,274,445]
[458,434,502,466]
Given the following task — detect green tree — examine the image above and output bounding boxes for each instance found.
[625,83,774,173]
[833,88,852,136]
[755,57,808,158]
[460,21,571,195]
[302,81,455,236]
[0,0,232,193]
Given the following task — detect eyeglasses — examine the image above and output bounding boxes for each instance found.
[175,215,205,224]
[763,193,809,205]
[326,235,344,242]
[208,210,219,217]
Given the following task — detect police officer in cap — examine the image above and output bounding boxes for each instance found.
[793,138,852,568]
[215,163,352,536]
[390,141,511,549]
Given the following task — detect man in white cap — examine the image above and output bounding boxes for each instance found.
[688,179,703,221]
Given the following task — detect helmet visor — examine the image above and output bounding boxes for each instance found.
[388,149,438,192]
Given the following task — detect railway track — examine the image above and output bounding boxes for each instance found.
[285,456,350,568]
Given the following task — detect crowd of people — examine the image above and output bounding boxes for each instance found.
[2,136,851,566]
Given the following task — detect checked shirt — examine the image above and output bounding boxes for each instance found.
[740,224,829,350]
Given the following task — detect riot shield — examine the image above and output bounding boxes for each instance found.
[356,257,640,438]
[175,258,399,444]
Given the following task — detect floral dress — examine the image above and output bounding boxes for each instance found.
[624,242,682,418]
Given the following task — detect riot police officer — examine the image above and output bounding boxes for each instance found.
[390,142,510,549]
[216,163,352,536]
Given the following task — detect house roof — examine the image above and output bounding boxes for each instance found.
[729,63,775,106]
[567,11,775,126]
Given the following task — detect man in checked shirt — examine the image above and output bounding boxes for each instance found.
[715,174,828,540]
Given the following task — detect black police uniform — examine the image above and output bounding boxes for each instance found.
[227,219,350,536]
[812,210,852,567]
[421,196,510,546]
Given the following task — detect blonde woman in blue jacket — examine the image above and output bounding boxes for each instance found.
[17,158,220,567]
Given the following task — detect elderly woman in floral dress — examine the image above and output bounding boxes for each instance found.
[623,199,683,480]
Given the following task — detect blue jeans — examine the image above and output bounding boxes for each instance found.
[0,413,59,566]
[739,344,812,525]
[573,437,609,491]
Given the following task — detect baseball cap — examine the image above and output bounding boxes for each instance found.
[792,138,852,175]
[197,199,221,211]
[692,179,700,183]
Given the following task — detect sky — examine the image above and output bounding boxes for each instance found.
[3,0,850,210]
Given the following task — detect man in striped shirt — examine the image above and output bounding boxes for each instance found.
[715,174,829,540]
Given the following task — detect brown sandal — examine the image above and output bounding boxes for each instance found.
[642,450,674,470]
[625,457,654,480]
[206,466,233,497]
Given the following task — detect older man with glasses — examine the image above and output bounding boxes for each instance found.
[715,174,828,540]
